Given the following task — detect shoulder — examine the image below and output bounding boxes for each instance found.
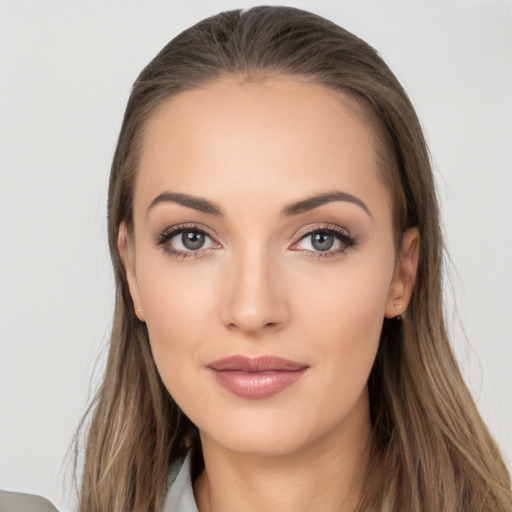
[0,490,59,512]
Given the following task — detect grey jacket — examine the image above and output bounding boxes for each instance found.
[0,490,58,512]
[0,452,196,512]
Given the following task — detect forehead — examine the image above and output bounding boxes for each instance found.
[135,76,390,220]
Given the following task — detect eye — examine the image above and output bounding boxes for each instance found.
[306,231,337,251]
[291,227,356,258]
[157,224,218,258]
[172,229,212,251]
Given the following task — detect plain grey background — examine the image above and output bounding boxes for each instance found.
[1,1,511,510]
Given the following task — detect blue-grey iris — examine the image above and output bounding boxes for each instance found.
[182,230,205,250]
[312,232,334,251]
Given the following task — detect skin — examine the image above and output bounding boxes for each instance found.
[120,76,419,512]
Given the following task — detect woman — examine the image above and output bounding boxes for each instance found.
[4,5,510,512]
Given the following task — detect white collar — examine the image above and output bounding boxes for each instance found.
[163,451,199,512]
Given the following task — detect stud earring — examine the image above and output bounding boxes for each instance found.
[393,303,403,320]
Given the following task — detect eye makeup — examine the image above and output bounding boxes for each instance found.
[291,224,357,260]
[155,221,357,261]
[155,222,220,260]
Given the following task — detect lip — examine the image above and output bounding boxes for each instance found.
[207,355,309,399]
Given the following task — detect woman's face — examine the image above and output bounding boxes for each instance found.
[122,76,418,456]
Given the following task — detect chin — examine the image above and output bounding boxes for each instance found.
[197,408,328,459]
[205,429,309,458]
[193,385,372,460]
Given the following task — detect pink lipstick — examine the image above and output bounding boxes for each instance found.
[207,355,309,399]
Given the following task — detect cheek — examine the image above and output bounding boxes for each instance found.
[294,257,391,398]
[296,252,391,338]
[134,251,218,384]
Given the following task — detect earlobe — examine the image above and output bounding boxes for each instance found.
[385,227,420,319]
[118,223,145,322]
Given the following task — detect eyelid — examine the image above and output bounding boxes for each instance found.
[293,223,352,241]
[289,223,357,257]
[155,222,222,259]
[156,222,219,242]
[155,222,356,260]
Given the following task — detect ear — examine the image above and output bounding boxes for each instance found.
[118,222,145,322]
[385,227,420,319]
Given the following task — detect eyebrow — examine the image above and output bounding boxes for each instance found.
[148,192,223,216]
[281,191,371,218]
[147,190,371,218]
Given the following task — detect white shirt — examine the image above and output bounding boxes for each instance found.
[163,451,199,512]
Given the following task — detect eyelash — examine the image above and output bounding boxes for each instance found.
[156,223,218,260]
[156,223,357,260]
[292,225,357,259]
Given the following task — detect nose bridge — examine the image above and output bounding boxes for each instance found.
[222,238,288,336]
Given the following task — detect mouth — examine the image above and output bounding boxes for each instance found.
[207,355,309,399]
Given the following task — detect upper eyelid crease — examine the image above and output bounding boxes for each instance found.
[296,224,350,237]
[293,226,356,246]
[156,224,217,243]
[147,190,371,218]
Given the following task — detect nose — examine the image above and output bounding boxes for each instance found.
[221,244,290,337]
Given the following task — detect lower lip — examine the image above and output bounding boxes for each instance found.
[209,368,308,399]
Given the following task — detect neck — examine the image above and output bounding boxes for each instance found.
[194,396,373,512]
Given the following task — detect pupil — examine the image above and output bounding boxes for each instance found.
[182,230,205,250]
[312,232,334,251]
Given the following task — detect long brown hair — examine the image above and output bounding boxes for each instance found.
[76,6,511,511]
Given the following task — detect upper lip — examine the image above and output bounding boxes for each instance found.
[207,355,308,372]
